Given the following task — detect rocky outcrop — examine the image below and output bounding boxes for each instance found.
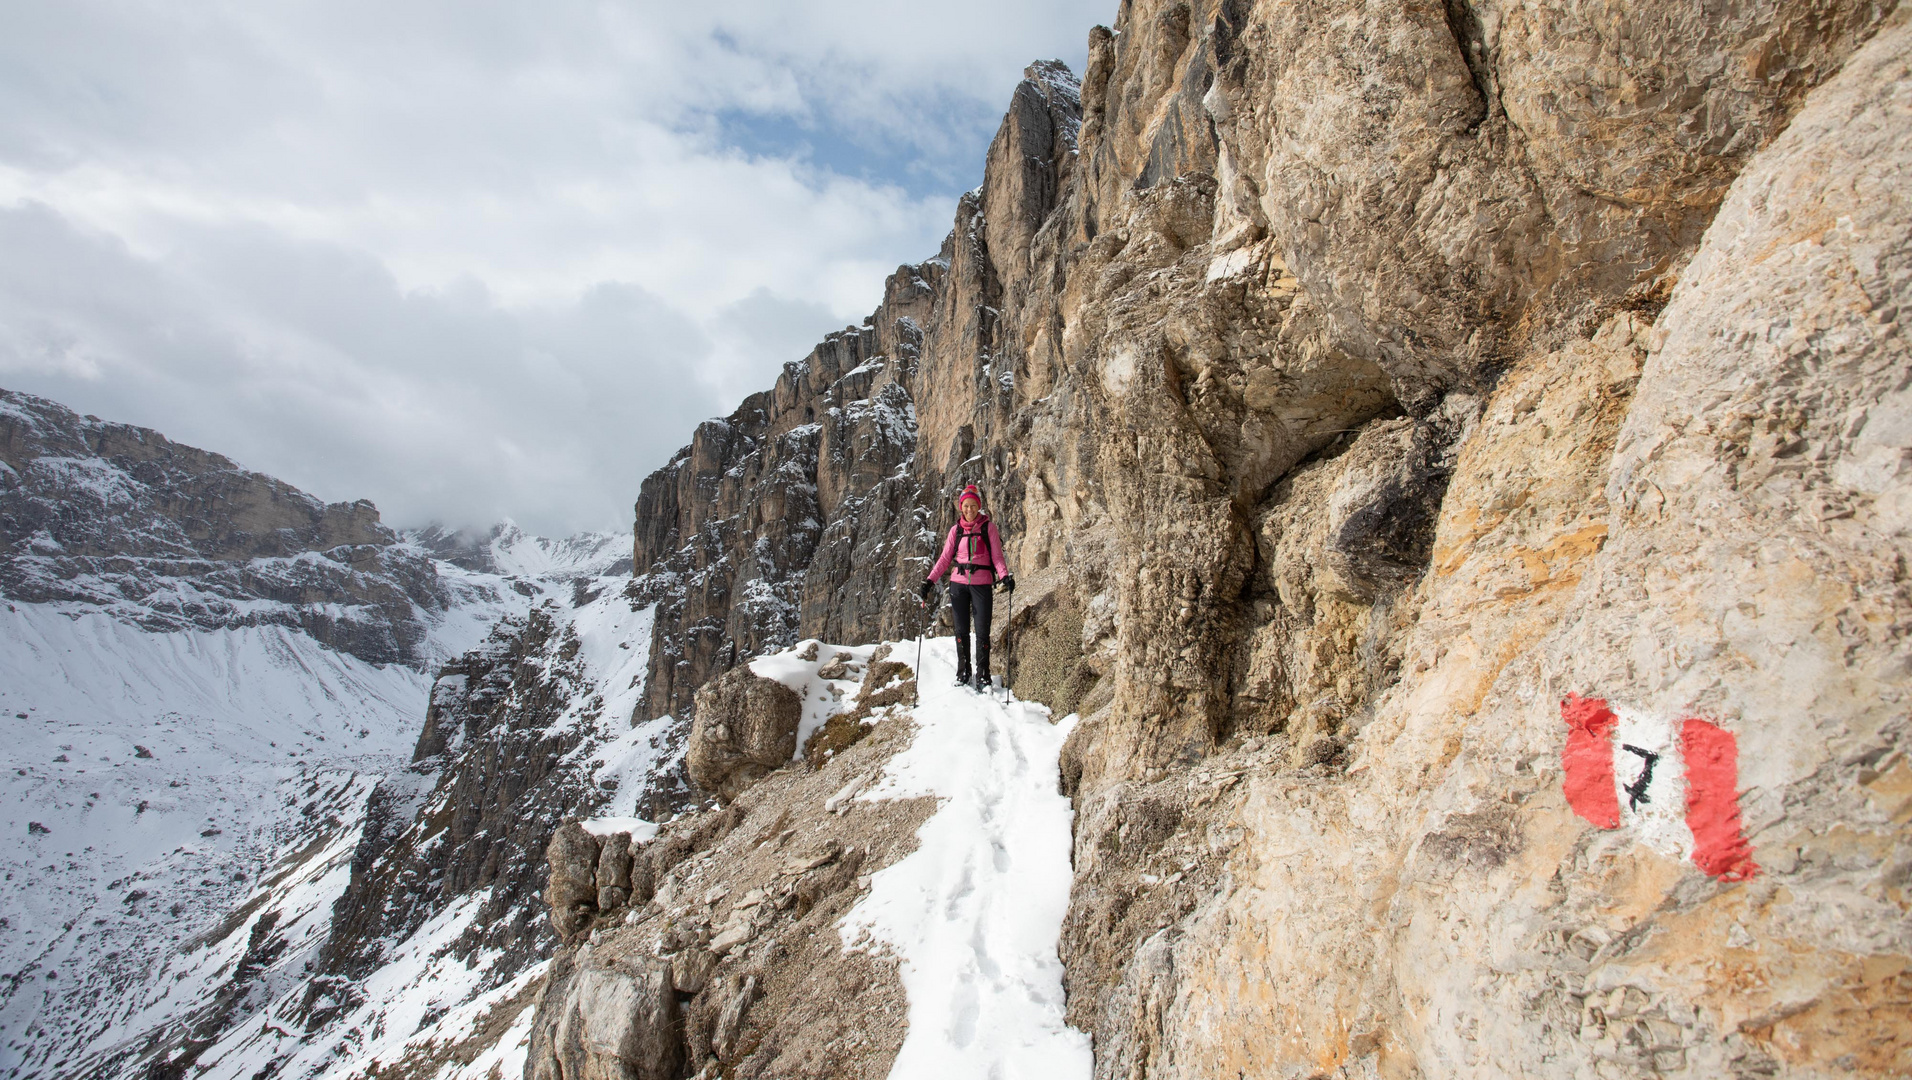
[530,957,684,1080]
[686,667,804,802]
[530,685,933,1080]
[295,598,693,1035]
[580,1,1912,1077]
[0,386,446,665]
[547,823,610,942]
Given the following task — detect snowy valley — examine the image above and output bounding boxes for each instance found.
[0,387,652,1079]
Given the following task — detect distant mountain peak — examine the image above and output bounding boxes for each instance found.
[403,520,627,580]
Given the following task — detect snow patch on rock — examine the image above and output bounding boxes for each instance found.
[750,639,880,756]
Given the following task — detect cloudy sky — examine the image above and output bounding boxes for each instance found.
[0,0,1107,536]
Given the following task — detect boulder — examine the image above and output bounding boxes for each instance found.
[533,961,684,1080]
[687,666,803,801]
[670,947,716,995]
[595,831,633,911]
[544,822,600,942]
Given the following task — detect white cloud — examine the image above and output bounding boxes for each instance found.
[0,0,1108,535]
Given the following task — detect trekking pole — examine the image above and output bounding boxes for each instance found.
[1001,591,1012,704]
[912,582,935,707]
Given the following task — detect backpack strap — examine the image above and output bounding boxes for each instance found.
[952,517,1001,577]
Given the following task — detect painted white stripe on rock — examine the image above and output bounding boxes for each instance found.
[1611,706,1693,860]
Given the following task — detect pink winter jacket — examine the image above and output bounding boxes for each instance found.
[928,516,1007,586]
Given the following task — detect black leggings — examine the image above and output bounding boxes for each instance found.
[949,581,994,661]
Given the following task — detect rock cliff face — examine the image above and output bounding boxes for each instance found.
[297,600,687,1032]
[626,63,1085,724]
[595,1,1912,1076]
[0,388,446,667]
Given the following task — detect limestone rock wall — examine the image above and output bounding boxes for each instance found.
[1053,6,1912,1076]
[629,285,933,722]
[613,1,1911,1076]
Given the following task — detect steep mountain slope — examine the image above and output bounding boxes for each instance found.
[0,388,653,1079]
[525,1,1911,1076]
[103,584,682,1080]
[0,606,427,1079]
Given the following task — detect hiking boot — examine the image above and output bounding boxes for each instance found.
[974,671,990,694]
[954,637,971,687]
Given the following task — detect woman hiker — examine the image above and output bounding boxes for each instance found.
[920,484,1016,692]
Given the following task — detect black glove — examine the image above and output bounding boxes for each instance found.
[999,574,1016,593]
[919,579,934,603]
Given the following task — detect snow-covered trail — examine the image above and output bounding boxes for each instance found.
[844,635,1093,1080]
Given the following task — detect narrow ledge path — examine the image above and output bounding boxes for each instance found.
[842,635,1093,1080]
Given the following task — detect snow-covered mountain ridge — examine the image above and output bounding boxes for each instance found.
[408,522,628,583]
[2,388,443,667]
[110,586,686,1080]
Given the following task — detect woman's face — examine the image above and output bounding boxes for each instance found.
[960,499,980,522]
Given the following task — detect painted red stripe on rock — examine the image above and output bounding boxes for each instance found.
[1561,693,1620,829]
[1681,718,1759,880]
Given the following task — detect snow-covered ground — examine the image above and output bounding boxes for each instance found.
[751,640,892,754]
[187,889,518,1080]
[68,768,385,1076]
[0,603,428,1076]
[842,636,1092,1080]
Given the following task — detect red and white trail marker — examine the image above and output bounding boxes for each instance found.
[1560,693,1759,881]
